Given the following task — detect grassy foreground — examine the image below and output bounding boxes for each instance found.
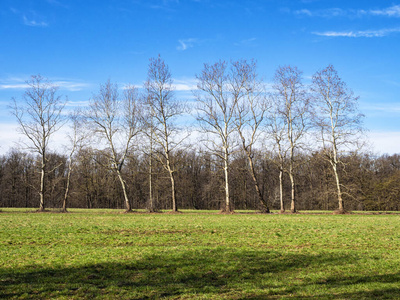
[1,209,400,299]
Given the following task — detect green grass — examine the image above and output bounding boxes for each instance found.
[1,209,400,299]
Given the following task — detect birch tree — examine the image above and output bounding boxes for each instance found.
[11,75,66,211]
[233,60,270,212]
[196,60,248,212]
[86,80,141,212]
[62,110,85,212]
[311,65,364,213]
[272,66,309,213]
[144,56,186,212]
[267,97,287,213]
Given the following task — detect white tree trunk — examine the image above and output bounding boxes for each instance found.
[62,158,72,212]
[331,156,344,212]
[39,149,46,212]
[279,168,284,213]
[289,170,296,213]
[116,169,131,211]
[224,147,231,212]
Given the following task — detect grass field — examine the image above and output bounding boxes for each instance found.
[1,209,400,299]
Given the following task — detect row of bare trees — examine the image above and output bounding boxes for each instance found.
[7,57,369,213]
[1,148,400,211]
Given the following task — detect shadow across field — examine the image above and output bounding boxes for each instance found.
[1,249,399,299]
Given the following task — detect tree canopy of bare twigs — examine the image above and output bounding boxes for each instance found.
[271,66,310,213]
[85,80,142,212]
[196,60,255,212]
[311,64,364,213]
[144,55,187,212]
[62,109,85,212]
[233,60,271,212]
[10,75,66,211]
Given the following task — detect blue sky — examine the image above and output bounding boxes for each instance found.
[1,0,399,154]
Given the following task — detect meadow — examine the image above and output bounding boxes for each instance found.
[1,209,400,299]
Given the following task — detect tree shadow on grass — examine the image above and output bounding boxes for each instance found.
[1,249,400,299]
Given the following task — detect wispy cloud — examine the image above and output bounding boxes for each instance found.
[0,76,29,89]
[313,27,400,38]
[0,84,30,89]
[383,80,400,87]
[10,8,49,27]
[124,78,197,92]
[65,100,90,107]
[177,38,199,51]
[234,37,257,47]
[147,0,180,12]
[295,8,347,18]
[295,9,312,16]
[174,78,198,91]
[0,77,90,91]
[369,5,400,17]
[54,81,91,91]
[368,131,400,154]
[295,5,400,19]
[362,103,400,113]
[45,0,67,7]
[22,15,48,27]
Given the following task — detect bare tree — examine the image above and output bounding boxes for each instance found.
[144,55,187,212]
[267,97,287,213]
[233,60,270,212]
[85,80,141,212]
[148,117,156,212]
[62,110,85,212]
[272,66,309,213]
[196,60,250,212]
[11,75,66,211]
[140,109,158,212]
[311,65,364,213]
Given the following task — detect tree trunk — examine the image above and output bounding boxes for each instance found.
[223,149,231,212]
[62,159,72,213]
[117,170,131,212]
[39,152,46,212]
[247,154,269,212]
[279,168,284,213]
[148,154,154,212]
[289,167,296,213]
[169,169,177,212]
[332,162,344,213]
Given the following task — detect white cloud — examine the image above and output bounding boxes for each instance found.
[0,84,30,89]
[368,131,400,155]
[295,8,346,18]
[53,81,91,91]
[295,5,400,19]
[65,100,90,107]
[295,9,312,16]
[23,15,48,27]
[173,78,198,91]
[0,123,26,155]
[313,27,400,38]
[46,0,68,8]
[383,80,400,87]
[370,5,400,17]
[0,77,90,91]
[361,103,400,114]
[10,8,49,27]
[234,37,257,47]
[122,78,197,92]
[177,38,199,51]
[0,122,75,155]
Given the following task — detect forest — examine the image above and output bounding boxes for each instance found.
[2,57,399,213]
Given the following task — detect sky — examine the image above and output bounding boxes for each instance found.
[0,0,399,155]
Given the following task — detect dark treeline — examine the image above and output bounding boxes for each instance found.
[1,148,399,211]
[5,57,400,213]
